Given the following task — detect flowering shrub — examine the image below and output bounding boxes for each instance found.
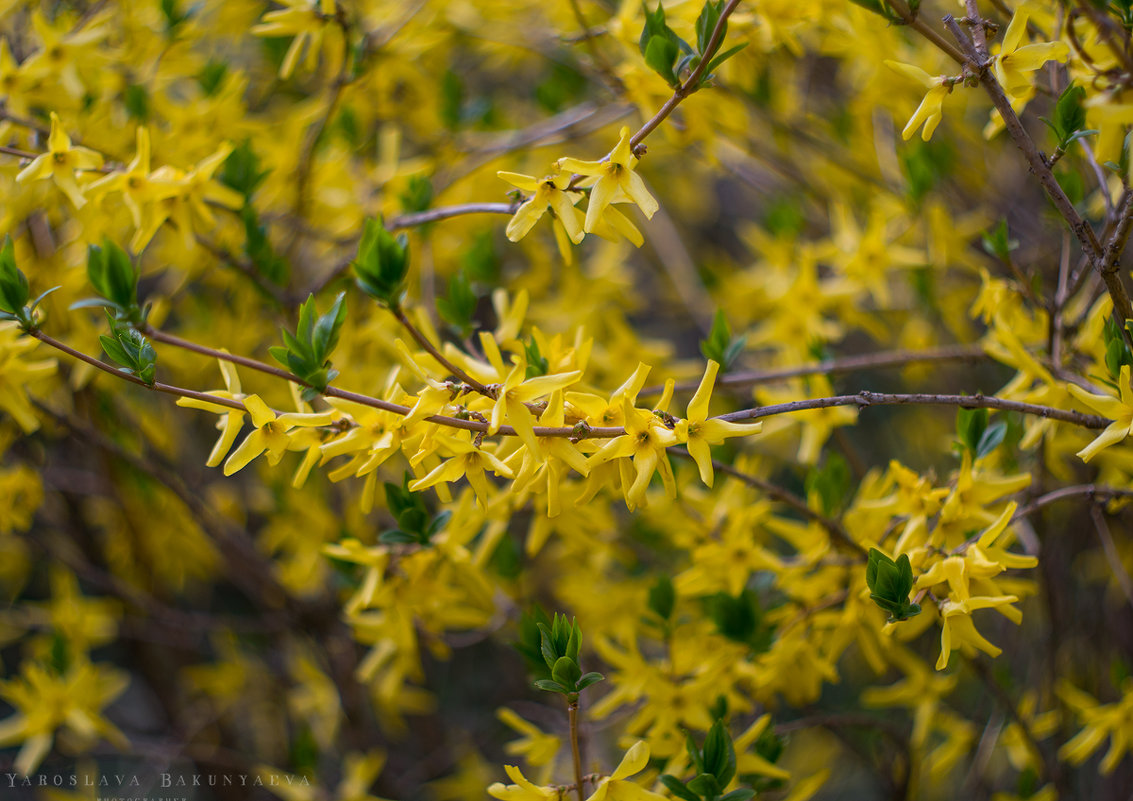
[1,0,1133,798]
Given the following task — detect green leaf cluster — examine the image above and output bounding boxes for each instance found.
[0,237,57,330]
[847,0,904,23]
[523,337,549,378]
[1041,83,1097,153]
[269,292,347,399]
[1102,317,1133,384]
[437,268,477,338]
[354,218,410,308]
[378,473,451,546]
[639,2,746,89]
[222,140,271,201]
[73,240,146,325]
[700,310,745,371]
[706,589,774,653]
[865,549,921,622]
[980,220,1019,262]
[661,720,754,801]
[100,318,157,386]
[956,407,1006,460]
[242,206,290,290]
[805,453,851,516]
[532,613,603,697]
[647,574,676,622]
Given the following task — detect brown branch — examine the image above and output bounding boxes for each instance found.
[629,0,742,149]
[641,344,988,396]
[1090,503,1133,610]
[718,391,1109,429]
[36,327,1113,445]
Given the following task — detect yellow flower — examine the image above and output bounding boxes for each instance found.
[1067,365,1133,462]
[559,126,659,233]
[496,708,560,783]
[88,126,182,250]
[222,394,336,476]
[175,353,248,467]
[484,347,582,457]
[15,112,103,208]
[884,61,951,141]
[993,10,1069,103]
[252,0,341,80]
[1058,678,1133,774]
[674,359,761,487]
[487,764,559,801]
[497,169,585,244]
[0,659,128,776]
[588,396,677,509]
[585,741,667,801]
[407,433,515,507]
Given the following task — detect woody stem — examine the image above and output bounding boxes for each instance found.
[568,698,584,801]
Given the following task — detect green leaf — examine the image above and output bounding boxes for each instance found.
[645,35,680,86]
[576,672,604,690]
[702,720,727,779]
[222,140,270,199]
[704,43,747,77]
[648,575,675,621]
[198,59,228,96]
[566,619,581,664]
[354,218,410,307]
[524,337,549,378]
[685,730,705,774]
[687,773,721,799]
[719,790,754,801]
[533,679,568,694]
[0,238,30,324]
[981,220,1019,261]
[805,453,850,516]
[379,530,418,545]
[956,406,989,456]
[695,0,724,54]
[100,334,130,366]
[551,655,582,687]
[660,776,700,801]
[312,292,347,361]
[976,421,1007,459]
[437,269,478,337]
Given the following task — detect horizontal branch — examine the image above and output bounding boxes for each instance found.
[718,391,1109,429]
[641,343,987,396]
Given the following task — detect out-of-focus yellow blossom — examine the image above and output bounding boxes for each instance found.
[252,0,344,80]
[15,112,103,209]
[1058,679,1133,774]
[0,659,128,775]
[89,126,182,251]
[0,322,56,434]
[496,708,560,784]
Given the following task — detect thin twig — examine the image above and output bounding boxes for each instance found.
[390,305,496,396]
[1090,504,1133,610]
[641,343,988,396]
[669,449,866,556]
